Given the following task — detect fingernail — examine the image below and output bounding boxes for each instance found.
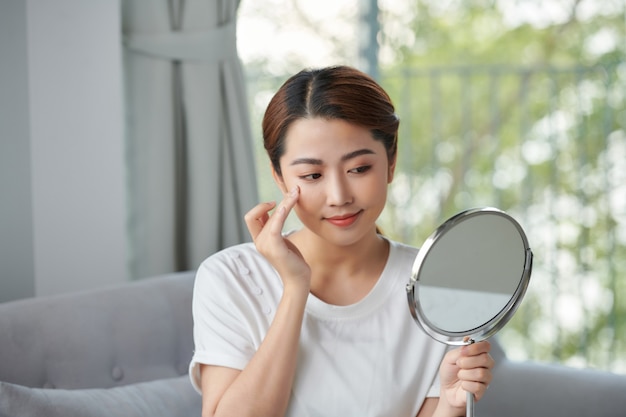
[289,186,298,197]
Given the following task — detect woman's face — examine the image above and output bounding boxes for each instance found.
[275,117,395,247]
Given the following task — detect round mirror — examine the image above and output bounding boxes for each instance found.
[405,207,533,415]
[406,207,533,345]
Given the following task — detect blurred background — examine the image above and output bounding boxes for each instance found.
[1,0,624,375]
[240,0,626,374]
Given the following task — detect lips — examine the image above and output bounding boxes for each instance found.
[325,211,362,227]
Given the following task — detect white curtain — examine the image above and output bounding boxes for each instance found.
[122,0,258,279]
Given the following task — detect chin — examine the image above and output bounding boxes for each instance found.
[321,224,378,248]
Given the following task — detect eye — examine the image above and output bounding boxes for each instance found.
[349,165,372,174]
[300,173,322,181]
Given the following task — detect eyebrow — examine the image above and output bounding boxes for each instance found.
[289,148,376,166]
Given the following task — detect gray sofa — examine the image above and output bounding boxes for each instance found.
[1,271,625,417]
[0,272,201,417]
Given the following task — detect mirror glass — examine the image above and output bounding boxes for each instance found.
[406,207,533,345]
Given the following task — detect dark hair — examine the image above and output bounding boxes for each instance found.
[262,66,399,176]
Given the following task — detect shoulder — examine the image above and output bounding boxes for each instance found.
[197,242,269,274]
[388,238,418,259]
[194,242,278,297]
[386,238,419,274]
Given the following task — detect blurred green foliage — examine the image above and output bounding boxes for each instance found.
[243,0,626,372]
[377,0,626,372]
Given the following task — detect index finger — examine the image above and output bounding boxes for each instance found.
[266,186,300,235]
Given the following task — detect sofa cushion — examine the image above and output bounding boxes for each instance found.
[0,375,201,417]
[0,272,196,389]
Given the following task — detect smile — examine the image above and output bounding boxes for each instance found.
[325,211,362,227]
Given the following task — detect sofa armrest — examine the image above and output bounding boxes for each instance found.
[478,356,626,417]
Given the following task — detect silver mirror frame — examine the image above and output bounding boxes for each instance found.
[406,207,534,346]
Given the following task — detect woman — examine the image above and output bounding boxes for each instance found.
[189,66,494,417]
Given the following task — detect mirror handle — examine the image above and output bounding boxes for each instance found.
[467,391,474,417]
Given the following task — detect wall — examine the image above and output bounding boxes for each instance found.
[0,0,127,302]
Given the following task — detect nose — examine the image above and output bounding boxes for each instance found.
[326,172,353,206]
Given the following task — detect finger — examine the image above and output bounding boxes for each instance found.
[458,364,493,401]
[458,365,493,384]
[442,348,461,365]
[462,340,491,356]
[266,186,300,235]
[457,352,495,371]
[244,201,276,240]
[461,379,490,401]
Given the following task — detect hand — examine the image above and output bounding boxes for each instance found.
[438,340,494,412]
[244,186,311,292]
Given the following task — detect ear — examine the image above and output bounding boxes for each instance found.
[271,164,288,194]
[387,154,397,184]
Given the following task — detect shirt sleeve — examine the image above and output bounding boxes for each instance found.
[425,343,456,398]
[425,370,441,397]
[188,254,257,393]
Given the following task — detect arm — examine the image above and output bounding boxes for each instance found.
[200,286,308,417]
[200,187,310,417]
[416,341,494,417]
[416,398,439,417]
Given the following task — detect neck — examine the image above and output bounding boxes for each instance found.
[288,229,390,305]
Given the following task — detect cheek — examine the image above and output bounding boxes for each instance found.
[365,175,389,198]
[366,188,387,209]
[293,187,329,223]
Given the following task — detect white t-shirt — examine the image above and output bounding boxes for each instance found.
[189,239,448,417]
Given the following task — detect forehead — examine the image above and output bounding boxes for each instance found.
[282,118,383,157]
